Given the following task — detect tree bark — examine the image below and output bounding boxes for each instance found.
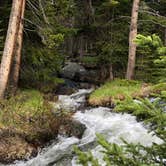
[10,0,26,93]
[126,0,140,80]
[109,64,114,81]
[0,0,23,99]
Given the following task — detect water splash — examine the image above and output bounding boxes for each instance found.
[3,89,163,166]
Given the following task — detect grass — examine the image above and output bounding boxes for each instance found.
[88,79,166,106]
[0,89,71,144]
[89,79,142,106]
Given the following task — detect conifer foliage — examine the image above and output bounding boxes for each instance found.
[135,34,166,82]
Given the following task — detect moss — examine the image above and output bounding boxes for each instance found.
[89,79,142,106]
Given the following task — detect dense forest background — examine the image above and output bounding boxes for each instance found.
[0,0,166,92]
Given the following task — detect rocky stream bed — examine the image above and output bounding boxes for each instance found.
[0,88,163,166]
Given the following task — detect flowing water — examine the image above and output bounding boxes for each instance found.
[4,89,163,166]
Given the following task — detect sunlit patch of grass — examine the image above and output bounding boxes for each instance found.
[89,79,166,106]
[88,79,143,106]
[0,89,71,144]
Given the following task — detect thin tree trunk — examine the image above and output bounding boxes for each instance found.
[109,64,114,81]
[126,0,140,80]
[10,0,26,93]
[0,0,23,99]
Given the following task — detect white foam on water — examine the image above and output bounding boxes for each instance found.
[2,89,163,166]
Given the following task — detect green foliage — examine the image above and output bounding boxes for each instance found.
[21,41,64,91]
[0,90,47,127]
[102,0,119,8]
[89,79,142,106]
[80,56,99,67]
[135,34,163,49]
[21,0,76,88]
[0,89,71,143]
[135,34,166,83]
[75,133,165,166]
[74,146,100,166]
[150,83,166,94]
[115,97,166,129]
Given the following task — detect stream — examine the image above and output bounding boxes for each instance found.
[4,89,163,166]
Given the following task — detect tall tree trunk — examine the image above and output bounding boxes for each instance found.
[10,0,26,93]
[0,0,23,99]
[126,0,140,80]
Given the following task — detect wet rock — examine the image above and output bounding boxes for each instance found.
[59,119,86,139]
[60,62,101,84]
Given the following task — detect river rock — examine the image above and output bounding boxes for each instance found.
[60,62,86,80]
[60,62,101,84]
[59,119,86,139]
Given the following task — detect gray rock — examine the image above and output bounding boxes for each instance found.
[61,62,86,79]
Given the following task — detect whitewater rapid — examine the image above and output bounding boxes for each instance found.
[3,89,163,166]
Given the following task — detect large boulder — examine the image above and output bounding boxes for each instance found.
[60,62,86,80]
[60,62,101,84]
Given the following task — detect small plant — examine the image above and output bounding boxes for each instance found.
[74,133,166,166]
[115,97,166,129]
